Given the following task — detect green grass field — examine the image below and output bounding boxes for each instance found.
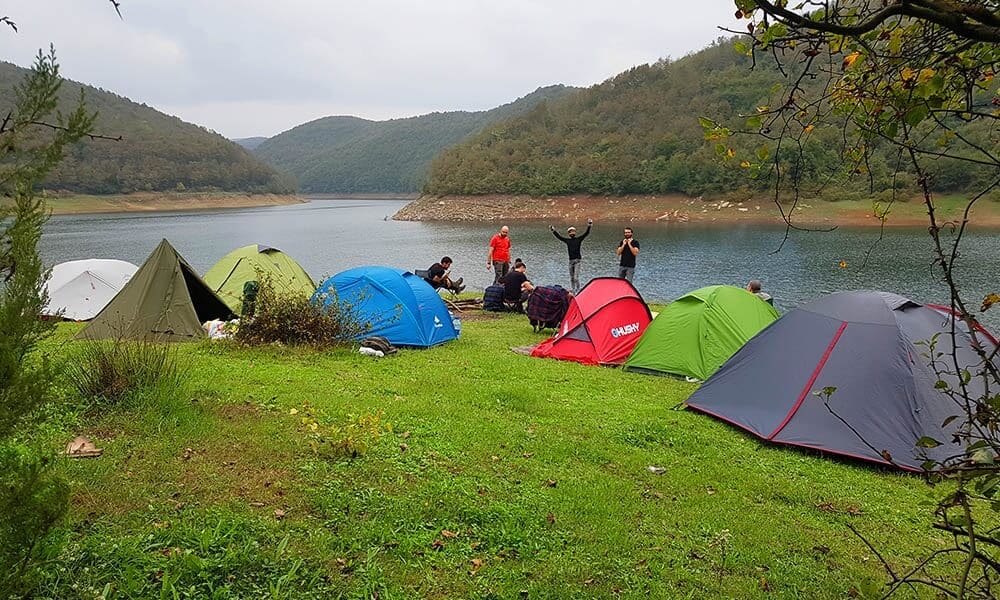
[32,315,951,599]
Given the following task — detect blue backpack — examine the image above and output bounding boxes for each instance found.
[483,285,505,311]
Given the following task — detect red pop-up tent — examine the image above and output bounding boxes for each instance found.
[531,278,652,365]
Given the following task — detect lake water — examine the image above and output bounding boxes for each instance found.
[41,197,1000,328]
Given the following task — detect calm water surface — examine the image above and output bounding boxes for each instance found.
[40,197,1000,327]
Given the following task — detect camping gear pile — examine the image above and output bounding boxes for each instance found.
[526,285,571,332]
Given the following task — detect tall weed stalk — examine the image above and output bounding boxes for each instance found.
[65,338,188,404]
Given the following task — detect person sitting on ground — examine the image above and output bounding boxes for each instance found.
[425,257,465,293]
[502,260,535,311]
[747,280,773,305]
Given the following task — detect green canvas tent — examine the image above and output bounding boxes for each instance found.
[77,239,234,342]
[204,244,315,314]
[624,285,779,380]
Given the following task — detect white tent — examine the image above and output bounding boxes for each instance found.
[43,259,138,321]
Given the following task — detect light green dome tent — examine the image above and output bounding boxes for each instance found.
[624,285,779,381]
[204,244,315,314]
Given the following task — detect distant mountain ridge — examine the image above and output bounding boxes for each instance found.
[0,61,292,195]
[424,40,996,198]
[253,85,577,193]
[233,137,268,151]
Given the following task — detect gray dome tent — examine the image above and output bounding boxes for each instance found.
[686,291,998,471]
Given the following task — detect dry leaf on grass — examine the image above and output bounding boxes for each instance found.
[469,558,484,573]
[64,436,102,458]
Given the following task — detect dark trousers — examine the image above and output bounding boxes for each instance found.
[492,260,509,284]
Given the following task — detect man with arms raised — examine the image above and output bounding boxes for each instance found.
[487,225,511,285]
[616,227,640,282]
[550,218,592,293]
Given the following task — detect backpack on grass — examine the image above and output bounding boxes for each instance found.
[360,336,397,355]
[483,284,505,311]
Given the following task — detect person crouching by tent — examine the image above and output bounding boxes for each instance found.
[746,279,773,305]
[503,260,534,312]
[550,218,592,293]
[425,257,465,293]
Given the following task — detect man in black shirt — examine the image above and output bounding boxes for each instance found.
[550,218,592,293]
[502,260,534,311]
[425,257,465,292]
[615,227,640,282]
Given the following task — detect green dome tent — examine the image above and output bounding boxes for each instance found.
[204,244,315,314]
[625,285,779,380]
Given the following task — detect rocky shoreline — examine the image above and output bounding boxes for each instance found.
[392,193,1000,227]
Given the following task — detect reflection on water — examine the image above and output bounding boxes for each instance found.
[41,197,1000,328]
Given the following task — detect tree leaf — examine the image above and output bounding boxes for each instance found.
[972,448,995,464]
[842,52,861,70]
[903,104,929,126]
[915,436,942,448]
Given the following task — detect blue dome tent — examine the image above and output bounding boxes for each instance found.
[313,266,458,348]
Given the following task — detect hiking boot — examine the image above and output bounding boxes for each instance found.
[456,284,466,293]
[455,277,464,286]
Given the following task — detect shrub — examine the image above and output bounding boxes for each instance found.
[0,444,69,596]
[293,404,391,459]
[65,338,188,404]
[234,276,369,348]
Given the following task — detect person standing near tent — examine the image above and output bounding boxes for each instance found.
[616,227,640,282]
[549,218,592,293]
[487,225,511,284]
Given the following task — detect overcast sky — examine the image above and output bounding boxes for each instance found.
[2,1,739,139]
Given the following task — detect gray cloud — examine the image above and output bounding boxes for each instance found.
[4,1,739,138]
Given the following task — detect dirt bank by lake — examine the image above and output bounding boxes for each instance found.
[31,192,306,215]
[394,193,1000,227]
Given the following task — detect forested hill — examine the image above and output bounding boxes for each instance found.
[253,85,577,193]
[424,40,995,198]
[0,62,292,194]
